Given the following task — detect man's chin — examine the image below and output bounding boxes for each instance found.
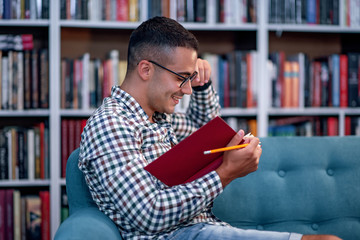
[164,106,176,114]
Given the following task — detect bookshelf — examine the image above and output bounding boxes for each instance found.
[1,0,360,239]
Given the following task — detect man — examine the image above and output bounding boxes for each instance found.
[79,17,341,240]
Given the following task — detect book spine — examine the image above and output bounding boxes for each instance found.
[348,53,359,107]
[331,54,340,107]
[13,190,21,240]
[0,130,8,179]
[246,52,254,108]
[0,190,6,240]
[25,195,41,240]
[39,49,49,109]
[312,61,321,107]
[31,49,39,109]
[340,54,348,107]
[283,61,292,108]
[6,189,14,240]
[320,61,329,107]
[40,191,50,240]
[291,61,300,107]
[27,128,35,180]
[116,0,129,21]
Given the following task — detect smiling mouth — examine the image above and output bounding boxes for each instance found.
[172,95,182,104]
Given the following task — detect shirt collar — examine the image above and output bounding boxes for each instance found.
[111,86,172,124]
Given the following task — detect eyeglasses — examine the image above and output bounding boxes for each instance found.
[149,60,198,88]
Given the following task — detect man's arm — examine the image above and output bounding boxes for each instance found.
[172,59,220,141]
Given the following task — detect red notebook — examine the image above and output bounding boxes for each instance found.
[144,116,237,186]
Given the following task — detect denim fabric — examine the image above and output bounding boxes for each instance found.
[167,223,303,240]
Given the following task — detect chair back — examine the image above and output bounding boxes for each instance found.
[66,148,97,215]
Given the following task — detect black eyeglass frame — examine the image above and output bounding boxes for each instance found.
[148,60,198,88]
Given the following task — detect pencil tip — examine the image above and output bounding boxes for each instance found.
[203,151,210,155]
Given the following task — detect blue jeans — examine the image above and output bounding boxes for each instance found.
[167,223,303,240]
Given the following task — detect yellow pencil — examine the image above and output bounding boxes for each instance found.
[203,143,249,155]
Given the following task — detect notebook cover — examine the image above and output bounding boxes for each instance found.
[144,116,236,186]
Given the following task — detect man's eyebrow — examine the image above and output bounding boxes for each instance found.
[177,71,191,76]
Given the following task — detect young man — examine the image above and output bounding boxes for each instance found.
[79,17,341,240]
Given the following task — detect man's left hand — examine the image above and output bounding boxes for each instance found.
[191,58,211,87]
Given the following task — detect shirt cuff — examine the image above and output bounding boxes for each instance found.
[192,80,212,92]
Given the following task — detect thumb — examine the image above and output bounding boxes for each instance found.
[227,130,245,147]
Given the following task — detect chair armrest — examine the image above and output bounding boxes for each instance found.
[55,207,123,240]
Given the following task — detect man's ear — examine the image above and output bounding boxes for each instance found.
[137,60,152,81]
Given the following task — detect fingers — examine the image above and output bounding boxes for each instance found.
[248,137,260,149]
[226,130,245,147]
[193,58,211,86]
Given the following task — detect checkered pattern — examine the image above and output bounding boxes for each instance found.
[79,85,227,240]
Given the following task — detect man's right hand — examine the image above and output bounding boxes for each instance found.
[215,130,262,188]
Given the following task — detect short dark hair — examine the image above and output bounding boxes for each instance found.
[127,16,199,71]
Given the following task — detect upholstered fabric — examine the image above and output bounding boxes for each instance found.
[213,136,360,240]
[55,137,360,240]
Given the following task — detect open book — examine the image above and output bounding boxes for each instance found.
[144,116,237,186]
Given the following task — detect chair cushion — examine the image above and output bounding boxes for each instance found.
[54,207,123,240]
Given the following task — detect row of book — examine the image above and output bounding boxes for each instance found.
[0,189,50,240]
[217,0,257,24]
[60,0,140,21]
[0,48,49,110]
[268,116,340,136]
[268,115,360,136]
[203,51,258,109]
[61,118,87,178]
[177,0,257,24]
[0,0,49,20]
[59,0,257,24]
[224,117,257,136]
[61,50,126,110]
[268,0,339,25]
[0,34,34,52]
[0,122,49,180]
[268,52,360,109]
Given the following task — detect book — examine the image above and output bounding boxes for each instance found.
[40,191,50,240]
[5,189,14,240]
[340,54,348,107]
[144,116,236,187]
[0,189,6,240]
[25,195,41,240]
[0,130,8,179]
[61,119,69,178]
[13,190,21,240]
[329,54,340,107]
[116,0,129,21]
[27,128,35,180]
[327,117,339,136]
[348,53,359,107]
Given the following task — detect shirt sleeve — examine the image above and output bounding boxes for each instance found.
[172,81,221,142]
[79,112,223,236]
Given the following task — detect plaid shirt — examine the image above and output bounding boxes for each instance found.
[79,84,226,239]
